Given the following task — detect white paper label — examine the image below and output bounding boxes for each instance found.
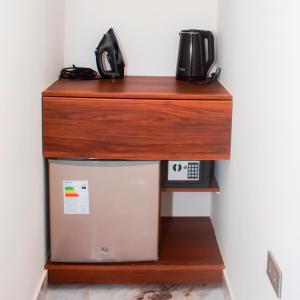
[63,180,89,214]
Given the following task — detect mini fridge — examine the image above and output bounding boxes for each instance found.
[49,160,160,263]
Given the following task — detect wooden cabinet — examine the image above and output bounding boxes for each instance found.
[43,76,232,160]
[42,76,232,284]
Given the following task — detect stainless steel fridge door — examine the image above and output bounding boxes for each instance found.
[49,160,160,262]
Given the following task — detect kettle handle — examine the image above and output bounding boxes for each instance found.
[95,47,117,78]
[202,31,215,73]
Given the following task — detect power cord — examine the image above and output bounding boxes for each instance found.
[207,67,221,83]
[60,65,98,80]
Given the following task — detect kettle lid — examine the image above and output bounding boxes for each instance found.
[180,29,209,35]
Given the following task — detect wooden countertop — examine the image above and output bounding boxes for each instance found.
[43,76,232,101]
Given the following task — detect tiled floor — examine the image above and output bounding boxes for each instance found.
[43,283,231,300]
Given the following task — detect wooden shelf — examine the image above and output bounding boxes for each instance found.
[45,217,224,284]
[161,177,219,193]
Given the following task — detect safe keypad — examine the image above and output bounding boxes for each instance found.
[187,162,199,179]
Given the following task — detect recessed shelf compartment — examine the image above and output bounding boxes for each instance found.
[161,177,219,193]
[45,217,224,284]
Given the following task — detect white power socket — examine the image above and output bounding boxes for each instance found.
[267,251,282,298]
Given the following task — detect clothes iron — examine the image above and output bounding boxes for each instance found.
[95,28,125,79]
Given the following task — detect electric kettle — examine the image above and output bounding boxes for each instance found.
[176,29,215,81]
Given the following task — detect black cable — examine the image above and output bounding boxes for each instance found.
[207,67,221,83]
[60,65,99,80]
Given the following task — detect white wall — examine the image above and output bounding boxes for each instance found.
[64,0,218,216]
[0,1,64,299]
[212,1,300,299]
[161,193,211,216]
[64,0,218,76]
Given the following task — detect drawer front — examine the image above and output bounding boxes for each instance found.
[43,97,232,160]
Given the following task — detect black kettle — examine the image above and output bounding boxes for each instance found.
[95,28,125,79]
[176,29,215,81]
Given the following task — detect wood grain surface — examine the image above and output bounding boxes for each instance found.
[43,76,232,101]
[43,97,232,159]
[161,177,220,192]
[45,217,224,284]
[43,77,230,284]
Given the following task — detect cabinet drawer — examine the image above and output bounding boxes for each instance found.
[43,97,232,160]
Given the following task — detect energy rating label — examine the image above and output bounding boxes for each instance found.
[63,180,89,214]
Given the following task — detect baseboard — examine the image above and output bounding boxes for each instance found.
[32,267,232,299]
[32,270,48,300]
[223,270,234,300]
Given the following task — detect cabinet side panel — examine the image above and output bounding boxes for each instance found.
[43,97,232,160]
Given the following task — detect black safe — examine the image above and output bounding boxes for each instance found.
[161,160,214,188]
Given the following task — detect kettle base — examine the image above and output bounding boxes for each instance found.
[176,75,207,82]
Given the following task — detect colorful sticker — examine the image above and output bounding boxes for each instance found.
[63,180,89,214]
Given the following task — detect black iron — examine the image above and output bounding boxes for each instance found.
[95,28,125,79]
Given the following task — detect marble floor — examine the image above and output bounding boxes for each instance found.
[43,283,231,300]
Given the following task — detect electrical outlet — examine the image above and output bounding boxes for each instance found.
[267,251,282,298]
